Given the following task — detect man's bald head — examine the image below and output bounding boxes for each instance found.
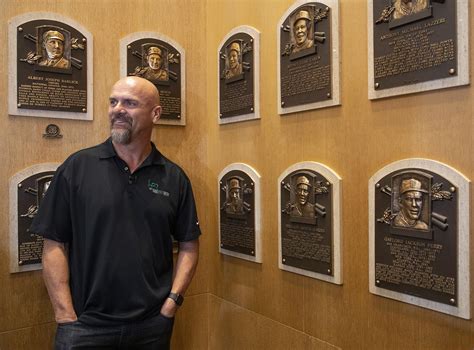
[111,76,160,106]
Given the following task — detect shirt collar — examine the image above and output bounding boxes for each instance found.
[98,138,166,166]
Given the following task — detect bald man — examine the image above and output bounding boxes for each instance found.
[31,77,201,349]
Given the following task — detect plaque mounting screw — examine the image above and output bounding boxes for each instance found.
[82,38,87,42]
[220,181,223,184]
[17,103,22,107]
[327,93,331,98]
[327,269,331,274]
[18,27,23,32]
[177,115,181,119]
[450,187,456,193]
[376,183,381,188]
[219,113,223,118]
[82,108,87,112]
[250,183,254,186]
[375,82,380,89]
[250,39,253,43]
[176,54,180,57]
[251,251,254,254]
[449,298,455,304]
[281,102,285,106]
[326,7,329,11]
[18,183,22,188]
[220,243,223,247]
[127,45,131,49]
[448,68,456,75]
[282,258,286,262]
[281,181,285,185]
[376,280,380,285]
[18,261,23,265]
[326,182,330,186]
[250,107,254,112]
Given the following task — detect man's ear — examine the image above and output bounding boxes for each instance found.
[152,105,162,124]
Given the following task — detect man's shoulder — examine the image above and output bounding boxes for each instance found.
[60,141,108,170]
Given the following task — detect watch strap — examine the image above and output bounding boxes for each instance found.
[168,292,184,306]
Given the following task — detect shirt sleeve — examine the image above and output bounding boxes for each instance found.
[172,172,201,242]
[29,163,72,243]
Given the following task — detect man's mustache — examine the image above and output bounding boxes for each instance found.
[111,115,133,127]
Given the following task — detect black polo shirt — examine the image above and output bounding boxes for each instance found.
[30,138,201,326]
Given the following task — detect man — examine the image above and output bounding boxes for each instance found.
[289,175,315,218]
[141,46,169,81]
[38,30,70,69]
[393,178,429,230]
[292,10,314,54]
[30,77,200,349]
[225,178,244,214]
[393,0,429,19]
[225,42,242,79]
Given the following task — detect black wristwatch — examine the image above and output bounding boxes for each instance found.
[168,292,184,306]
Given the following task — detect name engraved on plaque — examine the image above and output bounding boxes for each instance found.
[376,237,454,295]
[282,223,330,263]
[18,76,85,110]
[221,217,255,254]
[373,0,457,90]
[281,55,330,98]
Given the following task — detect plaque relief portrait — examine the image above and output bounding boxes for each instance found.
[218,165,262,263]
[278,162,342,284]
[132,45,170,82]
[218,26,260,124]
[121,32,185,125]
[370,159,471,319]
[278,1,340,114]
[9,13,92,120]
[224,41,243,80]
[369,0,469,99]
[392,0,429,20]
[36,27,71,70]
[222,177,249,216]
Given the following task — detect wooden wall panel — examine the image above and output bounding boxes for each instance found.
[1,0,209,347]
[206,0,474,349]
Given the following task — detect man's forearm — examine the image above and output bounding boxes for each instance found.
[42,238,77,323]
[160,239,199,317]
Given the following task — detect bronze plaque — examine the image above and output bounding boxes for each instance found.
[127,38,182,121]
[219,33,255,119]
[280,3,332,109]
[280,170,333,275]
[373,0,457,90]
[374,169,457,305]
[17,171,55,266]
[219,170,256,257]
[16,20,88,113]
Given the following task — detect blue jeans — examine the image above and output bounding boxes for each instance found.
[54,313,174,349]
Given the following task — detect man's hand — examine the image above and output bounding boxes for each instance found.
[160,298,179,318]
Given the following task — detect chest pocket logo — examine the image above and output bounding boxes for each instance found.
[148,179,170,197]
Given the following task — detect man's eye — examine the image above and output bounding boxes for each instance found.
[109,99,117,106]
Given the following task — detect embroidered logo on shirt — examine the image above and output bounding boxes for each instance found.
[148,180,170,196]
